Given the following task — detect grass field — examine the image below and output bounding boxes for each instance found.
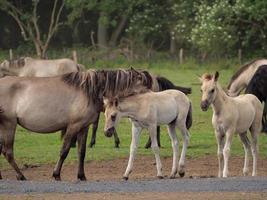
[0,67,267,169]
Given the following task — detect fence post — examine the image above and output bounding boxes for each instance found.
[9,49,13,60]
[72,50,78,64]
[238,48,242,65]
[179,48,183,65]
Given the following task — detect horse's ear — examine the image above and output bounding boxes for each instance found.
[103,96,109,106]
[114,98,119,107]
[214,71,219,81]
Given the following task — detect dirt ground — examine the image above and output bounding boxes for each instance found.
[1,155,267,200]
[2,155,267,181]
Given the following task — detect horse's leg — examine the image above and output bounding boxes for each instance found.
[89,113,100,148]
[149,125,163,178]
[215,130,224,178]
[113,129,120,148]
[53,125,80,181]
[223,130,233,177]
[239,132,250,176]
[77,126,89,181]
[262,102,267,133]
[250,128,258,176]
[178,126,190,178]
[0,134,3,179]
[123,124,142,180]
[1,122,26,180]
[145,126,160,149]
[167,124,178,178]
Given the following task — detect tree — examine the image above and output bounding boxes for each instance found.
[0,0,65,58]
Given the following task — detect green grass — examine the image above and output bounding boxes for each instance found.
[1,67,267,169]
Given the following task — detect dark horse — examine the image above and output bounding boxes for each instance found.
[245,65,267,132]
[87,75,191,149]
[0,68,152,181]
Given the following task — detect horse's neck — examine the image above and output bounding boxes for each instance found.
[212,84,229,114]
[119,96,141,119]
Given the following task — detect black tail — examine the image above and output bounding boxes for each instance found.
[156,76,191,94]
[186,102,192,129]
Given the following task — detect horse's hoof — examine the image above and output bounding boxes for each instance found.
[52,173,61,181]
[144,144,151,149]
[89,142,95,148]
[179,171,185,178]
[78,174,87,181]
[157,175,164,179]
[115,144,120,148]
[123,176,128,181]
[17,174,27,181]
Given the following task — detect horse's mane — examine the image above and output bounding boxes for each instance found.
[227,58,264,89]
[8,57,26,68]
[61,68,153,103]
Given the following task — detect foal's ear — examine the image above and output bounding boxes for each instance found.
[214,71,219,81]
[114,97,119,107]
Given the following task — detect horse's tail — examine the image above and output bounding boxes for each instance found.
[77,64,86,72]
[186,102,192,129]
[156,76,191,95]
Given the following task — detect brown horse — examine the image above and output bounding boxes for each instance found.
[0,68,152,181]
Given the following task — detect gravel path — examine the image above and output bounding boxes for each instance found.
[1,177,267,194]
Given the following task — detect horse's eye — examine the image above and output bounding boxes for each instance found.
[111,114,117,121]
[200,89,203,93]
[210,89,215,93]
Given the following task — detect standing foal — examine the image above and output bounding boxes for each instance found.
[200,72,262,177]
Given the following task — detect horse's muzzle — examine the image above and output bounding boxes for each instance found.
[200,100,209,111]
[104,127,115,137]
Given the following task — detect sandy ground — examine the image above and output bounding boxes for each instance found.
[1,155,267,199]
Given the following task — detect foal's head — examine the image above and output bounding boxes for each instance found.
[199,71,220,111]
[103,98,121,137]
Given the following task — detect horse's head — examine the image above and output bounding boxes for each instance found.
[199,71,219,111]
[103,97,122,137]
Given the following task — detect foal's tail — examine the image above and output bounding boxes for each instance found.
[186,102,192,129]
[156,76,192,95]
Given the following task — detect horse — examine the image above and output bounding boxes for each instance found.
[103,90,192,180]
[88,75,192,148]
[245,65,267,132]
[227,58,267,97]
[0,57,85,77]
[200,72,262,177]
[0,68,153,181]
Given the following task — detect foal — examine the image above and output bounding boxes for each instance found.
[104,90,192,180]
[200,72,262,177]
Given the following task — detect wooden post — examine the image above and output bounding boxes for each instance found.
[72,50,78,64]
[179,48,183,65]
[238,48,242,65]
[9,49,13,60]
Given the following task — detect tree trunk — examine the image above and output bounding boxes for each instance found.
[97,12,108,49]
[109,15,128,47]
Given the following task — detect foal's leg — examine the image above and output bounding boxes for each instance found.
[53,125,80,181]
[215,130,224,178]
[223,130,234,177]
[77,126,89,181]
[1,122,26,180]
[89,113,100,148]
[239,132,250,176]
[178,126,190,178]
[149,125,163,178]
[123,124,142,180]
[250,129,258,176]
[167,124,179,178]
[145,126,160,148]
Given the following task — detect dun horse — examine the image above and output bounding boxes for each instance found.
[0,68,152,181]
[245,65,267,132]
[104,90,192,180]
[200,72,262,177]
[0,57,84,77]
[89,75,191,148]
[227,58,267,97]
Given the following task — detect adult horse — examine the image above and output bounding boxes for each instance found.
[104,90,192,180]
[0,57,84,77]
[201,72,262,177]
[245,65,267,132]
[0,68,152,181]
[227,58,267,97]
[88,75,192,148]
